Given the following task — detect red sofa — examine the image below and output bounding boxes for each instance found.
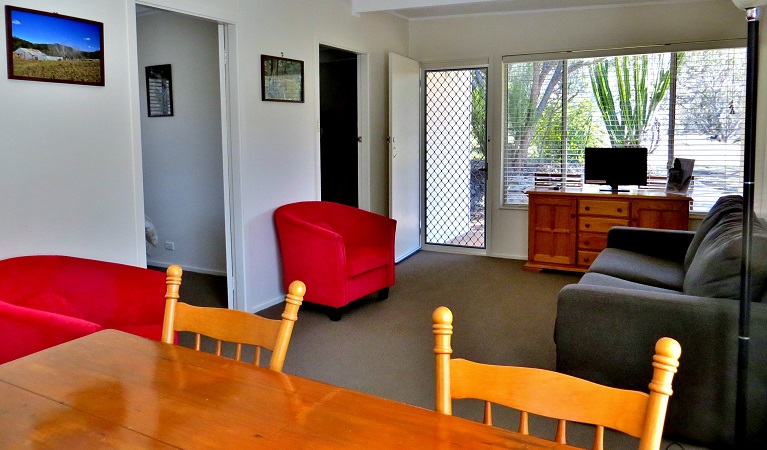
[274,201,396,320]
[0,255,168,363]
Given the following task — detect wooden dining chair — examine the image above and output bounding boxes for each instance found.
[432,306,681,450]
[161,265,305,372]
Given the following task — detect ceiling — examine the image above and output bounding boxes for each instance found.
[352,0,708,20]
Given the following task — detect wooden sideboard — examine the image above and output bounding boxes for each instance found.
[524,187,691,273]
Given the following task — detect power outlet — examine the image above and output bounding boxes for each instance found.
[164,241,175,251]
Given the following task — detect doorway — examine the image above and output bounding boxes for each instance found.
[135,6,233,307]
[319,45,359,207]
[424,68,488,249]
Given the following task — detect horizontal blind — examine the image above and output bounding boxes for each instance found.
[502,47,746,211]
[674,48,746,211]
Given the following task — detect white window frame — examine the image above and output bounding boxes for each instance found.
[501,39,747,212]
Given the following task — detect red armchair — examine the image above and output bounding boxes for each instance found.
[274,201,396,320]
[0,255,168,363]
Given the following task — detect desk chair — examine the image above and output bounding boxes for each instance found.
[161,265,305,372]
[432,306,681,450]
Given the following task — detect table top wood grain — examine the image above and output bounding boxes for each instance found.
[0,330,580,449]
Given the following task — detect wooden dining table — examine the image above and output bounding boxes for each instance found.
[0,330,581,449]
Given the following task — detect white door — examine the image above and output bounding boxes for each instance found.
[389,53,421,262]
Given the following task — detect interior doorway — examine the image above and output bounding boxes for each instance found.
[135,6,234,308]
[319,45,359,207]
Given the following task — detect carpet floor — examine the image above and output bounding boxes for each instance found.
[174,250,706,450]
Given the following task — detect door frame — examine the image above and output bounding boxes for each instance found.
[316,42,371,211]
[131,3,243,310]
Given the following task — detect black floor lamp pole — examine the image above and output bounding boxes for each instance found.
[734,2,763,447]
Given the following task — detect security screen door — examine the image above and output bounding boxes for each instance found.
[425,68,487,248]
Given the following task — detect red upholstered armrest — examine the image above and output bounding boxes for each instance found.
[0,300,102,363]
[275,212,347,271]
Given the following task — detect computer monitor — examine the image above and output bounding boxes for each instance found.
[584,147,648,192]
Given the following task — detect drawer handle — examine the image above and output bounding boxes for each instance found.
[617,208,623,213]
[584,206,590,211]
[585,223,590,228]
[584,240,590,246]
[583,257,591,263]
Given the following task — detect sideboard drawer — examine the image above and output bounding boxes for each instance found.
[579,199,630,218]
[578,217,629,233]
[578,232,608,251]
[578,250,601,267]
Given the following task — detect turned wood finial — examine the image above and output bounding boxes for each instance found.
[271,280,306,372]
[649,337,681,396]
[282,280,306,322]
[433,306,454,416]
[161,265,183,344]
[432,306,454,353]
[639,337,681,450]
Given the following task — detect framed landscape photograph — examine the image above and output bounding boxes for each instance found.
[145,64,173,117]
[261,54,304,102]
[5,5,105,86]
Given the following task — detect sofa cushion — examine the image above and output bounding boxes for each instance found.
[684,210,767,301]
[579,272,682,294]
[14,293,84,319]
[684,195,742,271]
[587,248,686,291]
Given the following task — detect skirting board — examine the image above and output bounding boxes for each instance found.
[249,294,285,314]
[147,260,227,277]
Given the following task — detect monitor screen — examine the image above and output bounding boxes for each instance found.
[584,147,648,191]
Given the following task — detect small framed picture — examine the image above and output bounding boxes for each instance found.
[261,54,304,103]
[5,5,105,86]
[145,64,173,117]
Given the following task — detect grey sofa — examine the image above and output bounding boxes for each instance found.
[555,195,767,449]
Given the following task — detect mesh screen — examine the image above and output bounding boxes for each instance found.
[425,69,487,248]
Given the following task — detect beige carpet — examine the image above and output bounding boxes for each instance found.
[177,251,705,450]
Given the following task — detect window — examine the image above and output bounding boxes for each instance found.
[502,47,746,212]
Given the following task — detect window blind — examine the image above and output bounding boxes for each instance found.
[502,47,746,212]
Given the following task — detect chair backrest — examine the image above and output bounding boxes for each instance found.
[161,265,305,372]
[432,306,681,450]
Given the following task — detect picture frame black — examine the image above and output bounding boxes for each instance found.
[261,54,304,103]
[5,5,105,86]
[145,64,173,117]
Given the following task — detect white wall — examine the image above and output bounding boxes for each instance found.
[0,0,408,313]
[0,0,145,265]
[408,0,760,260]
[137,11,226,275]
